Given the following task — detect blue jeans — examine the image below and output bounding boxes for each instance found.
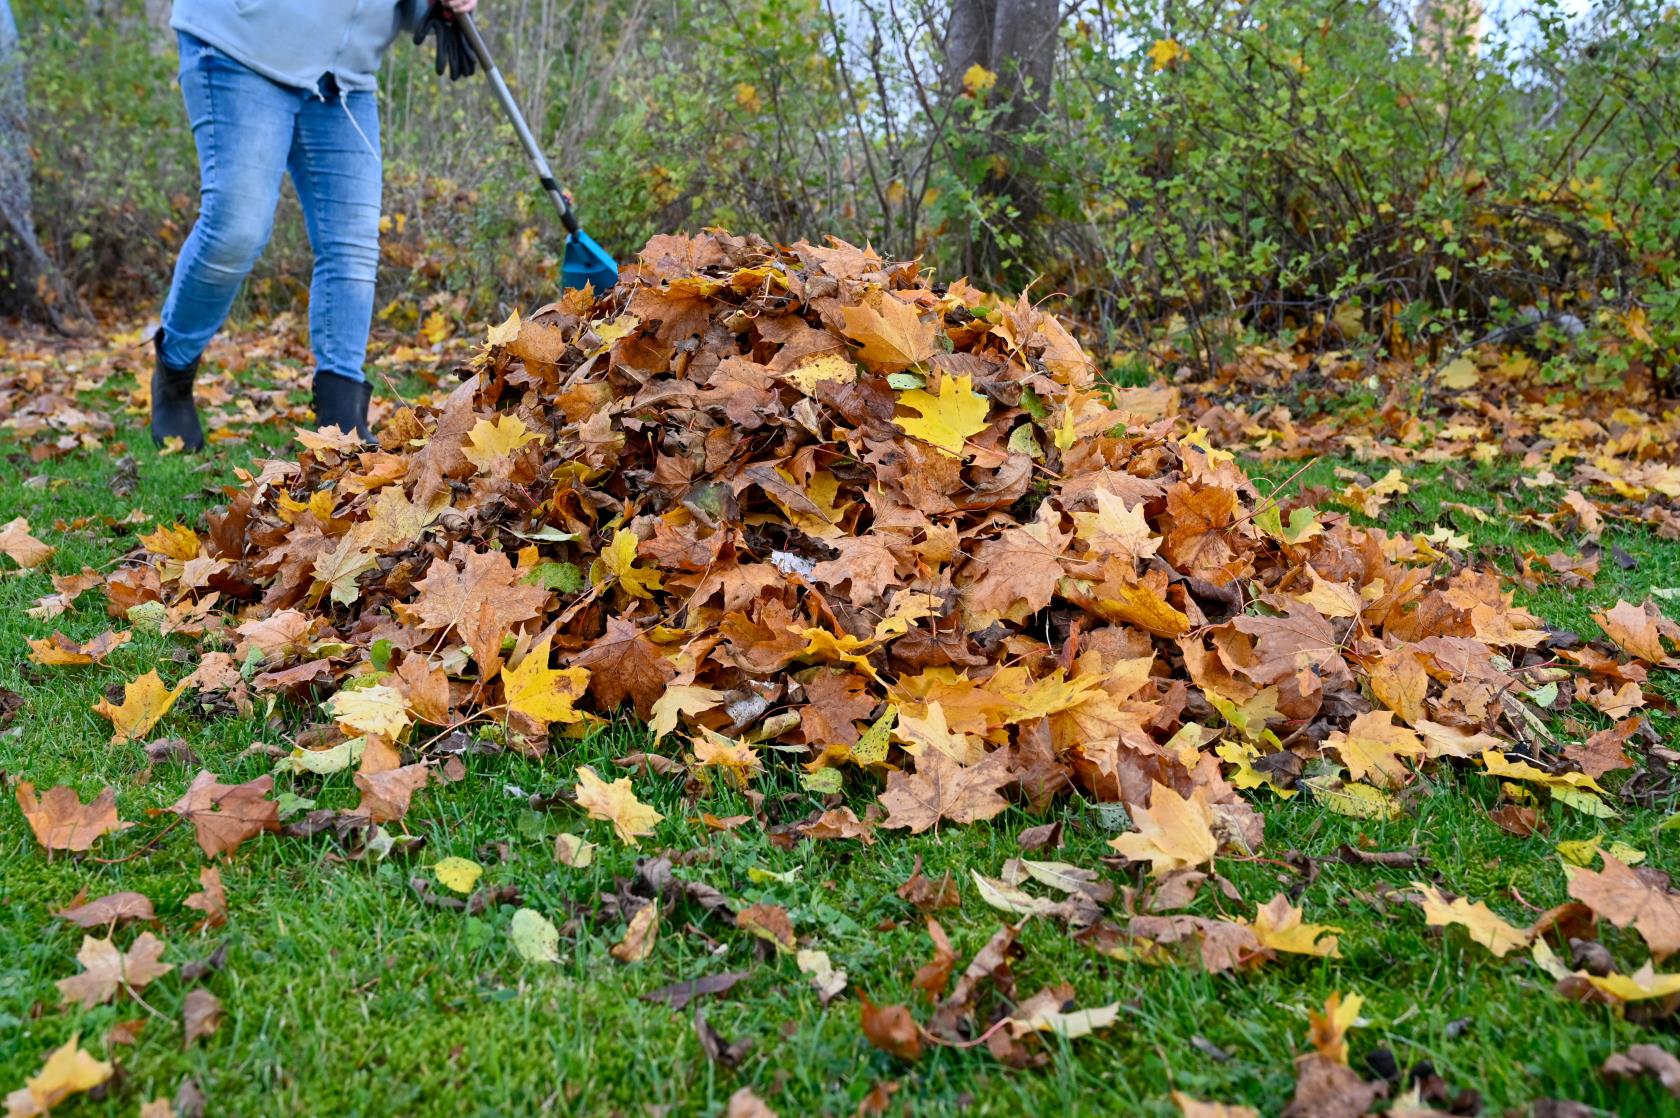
[160,32,381,382]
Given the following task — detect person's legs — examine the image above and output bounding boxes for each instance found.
[159,32,300,370]
[288,77,383,438]
[155,32,300,447]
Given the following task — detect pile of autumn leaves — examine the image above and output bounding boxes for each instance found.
[12,230,1680,1112]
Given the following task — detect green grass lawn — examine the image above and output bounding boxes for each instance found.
[3,390,1680,1116]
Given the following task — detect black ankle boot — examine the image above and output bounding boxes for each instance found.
[312,371,373,443]
[150,332,205,451]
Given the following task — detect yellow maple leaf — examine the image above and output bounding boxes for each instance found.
[1149,38,1188,71]
[1095,582,1191,638]
[328,684,412,740]
[795,626,883,681]
[689,728,762,788]
[594,529,663,599]
[1585,963,1680,1002]
[573,764,664,845]
[1072,488,1161,560]
[780,353,859,395]
[461,415,544,473]
[486,308,521,347]
[649,683,727,741]
[1250,894,1341,958]
[1108,781,1218,875]
[1307,992,1363,1065]
[501,638,590,725]
[840,297,939,373]
[92,670,186,745]
[138,523,200,561]
[1324,710,1424,788]
[421,310,452,346]
[894,373,990,458]
[1412,882,1531,957]
[10,1034,112,1117]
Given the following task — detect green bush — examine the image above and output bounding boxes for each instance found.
[16,0,1680,380]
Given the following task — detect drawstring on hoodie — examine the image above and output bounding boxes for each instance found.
[315,72,379,160]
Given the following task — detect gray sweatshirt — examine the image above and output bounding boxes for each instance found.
[170,0,429,92]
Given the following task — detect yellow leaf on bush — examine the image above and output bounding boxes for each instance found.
[1149,38,1187,71]
[962,63,997,95]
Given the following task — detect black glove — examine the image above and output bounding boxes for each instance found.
[414,4,477,81]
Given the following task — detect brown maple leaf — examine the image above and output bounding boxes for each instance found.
[1567,853,1680,960]
[57,932,172,1008]
[183,866,227,931]
[52,892,155,929]
[168,771,280,858]
[404,544,547,638]
[1564,717,1640,778]
[183,988,223,1047]
[16,783,133,852]
[353,763,431,824]
[956,506,1071,627]
[1594,599,1680,664]
[879,748,1013,834]
[570,615,676,719]
[840,296,938,373]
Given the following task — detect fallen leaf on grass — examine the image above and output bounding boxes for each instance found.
[723,1086,779,1118]
[1564,717,1640,778]
[897,856,961,912]
[553,832,596,867]
[431,856,483,895]
[1250,894,1341,959]
[51,891,154,928]
[796,948,848,1003]
[736,903,795,952]
[0,516,54,568]
[353,763,430,824]
[168,771,280,858]
[878,748,1012,834]
[27,629,130,666]
[573,765,664,845]
[16,783,133,852]
[1413,882,1531,957]
[1602,1044,1680,1097]
[182,867,227,931]
[859,995,924,1061]
[508,907,561,964]
[1108,781,1218,875]
[610,901,660,963]
[1594,599,1680,664]
[182,988,222,1047]
[1566,853,1680,960]
[3,1035,111,1118]
[92,669,187,745]
[1174,1093,1258,1118]
[640,969,750,1010]
[57,932,172,1008]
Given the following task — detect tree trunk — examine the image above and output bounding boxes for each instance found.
[0,0,85,330]
[940,0,1060,279]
